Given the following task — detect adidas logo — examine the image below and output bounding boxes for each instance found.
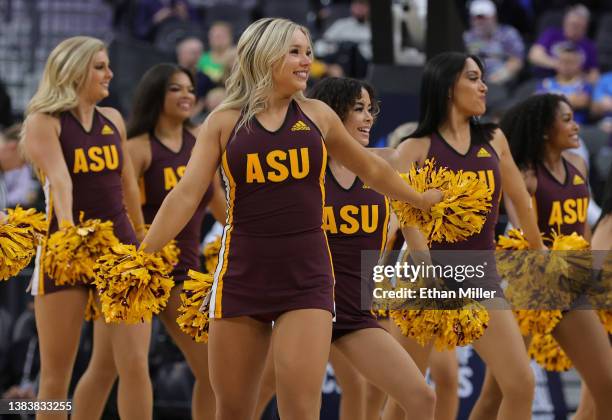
[290,120,310,131]
[476,147,491,158]
[101,124,114,135]
[573,174,584,185]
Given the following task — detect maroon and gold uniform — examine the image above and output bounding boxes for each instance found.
[323,169,390,340]
[31,109,137,295]
[533,158,589,237]
[141,129,214,282]
[209,100,334,321]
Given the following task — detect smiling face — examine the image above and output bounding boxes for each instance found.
[80,49,112,102]
[271,29,312,95]
[344,88,374,146]
[162,71,195,120]
[548,100,580,151]
[451,57,488,117]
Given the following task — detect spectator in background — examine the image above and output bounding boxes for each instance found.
[175,36,215,117]
[528,4,598,82]
[537,43,592,123]
[591,71,612,132]
[463,0,525,87]
[133,0,199,42]
[317,0,371,77]
[197,21,236,86]
[0,126,25,210]
[1,124,39,208]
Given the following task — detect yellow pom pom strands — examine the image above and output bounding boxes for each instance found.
[528,334,573,372]
[496,230,564,335]
[44,216,119,286]
[0,206,47,280]
[203,236,222,274]
[157,240,180,273]
[84,289,101,322]
[391,159,492,244]
[390,301,490,351]
[94,244,175,324]
[176,270,214,342]
[598,310,612,334]
[388,276,489,350]
[497,229,530,250]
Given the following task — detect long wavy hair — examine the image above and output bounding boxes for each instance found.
[25,36,106,117]
[127,63,194,138]
[214,18,311,132]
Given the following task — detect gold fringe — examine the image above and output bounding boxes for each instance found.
[157,240,180,273]
[529,334,573,372]
[0,206,47,280]
[45,215,119,286]
[391,159,492,244]
[513,309,563,336]
[598,310,612,334]
[202,236,222,273]
[390,302,489,350]
[84,289,101,321]
[93,244,175,323]
[176,270,213,342]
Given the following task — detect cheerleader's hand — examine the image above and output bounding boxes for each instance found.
[0,211,7,224]
[418,189,444,211]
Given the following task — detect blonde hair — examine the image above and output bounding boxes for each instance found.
[25,36,106,117]
[215,18,311,132]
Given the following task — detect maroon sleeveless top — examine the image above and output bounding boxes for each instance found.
[324,169,390,325]
[221,100,327,236]
[427,131,501,250]
[49,109,136,245]
[141,129,214,274]
[534,158,589,237]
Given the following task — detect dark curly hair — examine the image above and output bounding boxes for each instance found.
[308,77,379,122]
[499,93,570,170]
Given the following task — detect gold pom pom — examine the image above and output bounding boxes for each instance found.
[391,159,492,243]
[0,206,48,280]
[176,270,213,342]
[529,334,573,372]
[156,240,180,273]
[390,309,440,346]
[497,229,530,250]
[513,309,562,336]
[386,273,489,349]
[45,216,119,286]
[598,310,612,334]
[434,302,490,350]
[497,230,586,332]
[84,289,101,321]
[203,236,222,273]
[94,244,175,323]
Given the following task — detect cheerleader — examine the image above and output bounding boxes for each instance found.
[21,37,151,419]
[123,63,225,419]
[254,77,436,420]
[138,18,441,420]
[471,94,612,420]
[575,168,612,419]
[390,52,546,420]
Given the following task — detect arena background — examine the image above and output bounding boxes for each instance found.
[1,0,610,418]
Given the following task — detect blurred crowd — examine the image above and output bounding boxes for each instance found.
[2,0,612,418]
